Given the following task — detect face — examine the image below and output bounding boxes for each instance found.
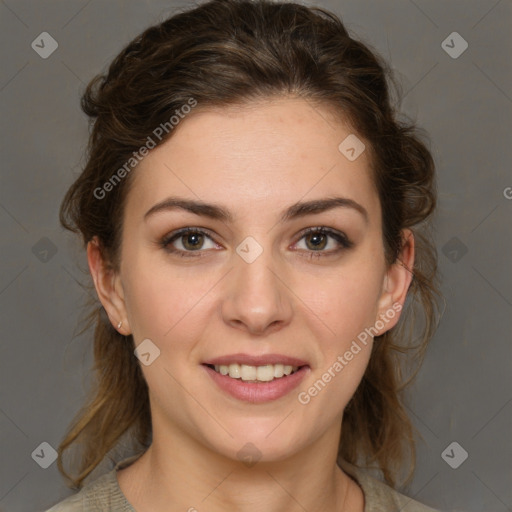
[90,97,413,463]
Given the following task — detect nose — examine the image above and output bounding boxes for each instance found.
[221,245,293,336]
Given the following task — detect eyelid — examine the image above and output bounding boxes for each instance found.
[160,226,353,257]
[294,226,353,248]
[160,227,221,256]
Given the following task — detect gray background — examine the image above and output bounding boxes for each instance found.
[0,0,511,511]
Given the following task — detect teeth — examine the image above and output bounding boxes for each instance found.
[240,364,257,381]
[256,365,274,382]
[229,363,240,379]
[212,363,300,381]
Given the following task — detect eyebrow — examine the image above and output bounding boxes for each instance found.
[144,196,368,224]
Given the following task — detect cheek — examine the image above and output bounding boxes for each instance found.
[296,270,380,414]
[123,276,172,337]
[122,256,218,346]
[298,265,384,345]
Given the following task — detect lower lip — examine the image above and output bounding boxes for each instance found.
[202,365,310,403]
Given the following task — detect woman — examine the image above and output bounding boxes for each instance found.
[46,0,442,510]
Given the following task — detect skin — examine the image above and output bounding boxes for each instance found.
[88,97,414,512]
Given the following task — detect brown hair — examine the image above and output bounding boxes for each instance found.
[58,0,441,490]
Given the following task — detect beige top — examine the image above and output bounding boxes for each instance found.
[45,454,441,511]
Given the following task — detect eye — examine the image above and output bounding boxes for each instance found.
[161,228,219,257]
[293,227,353,256]
[160,226,353,259]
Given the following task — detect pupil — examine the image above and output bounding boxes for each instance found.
[184,233,202,249]
[308,233,326,250]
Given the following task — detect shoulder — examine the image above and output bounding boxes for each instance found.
[44,468,133,512]
[45,492,82,512]
[45,454,142,511]
[338,459,442,512]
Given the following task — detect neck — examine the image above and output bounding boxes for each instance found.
[117,422,363,512]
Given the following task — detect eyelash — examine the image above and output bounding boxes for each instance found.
[160,226,354,259]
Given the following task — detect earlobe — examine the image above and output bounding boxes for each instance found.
[87,237,130,334]
[375,229,415,334]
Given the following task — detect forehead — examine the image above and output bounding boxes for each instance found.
[124,97,380,224]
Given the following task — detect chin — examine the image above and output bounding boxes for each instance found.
[204,423,308,464]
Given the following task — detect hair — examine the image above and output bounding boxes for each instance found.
[57,0,442,491]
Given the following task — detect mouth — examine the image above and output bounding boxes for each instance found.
[204,363,304,383]
[201,354,310,403]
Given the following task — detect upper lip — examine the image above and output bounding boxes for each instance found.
[203,353,309,367]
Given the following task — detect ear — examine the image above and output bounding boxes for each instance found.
[87,236,131,335]
[374,229,415,335]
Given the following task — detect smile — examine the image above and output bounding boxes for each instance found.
[208,363,301,382]
[202,362,310,403]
